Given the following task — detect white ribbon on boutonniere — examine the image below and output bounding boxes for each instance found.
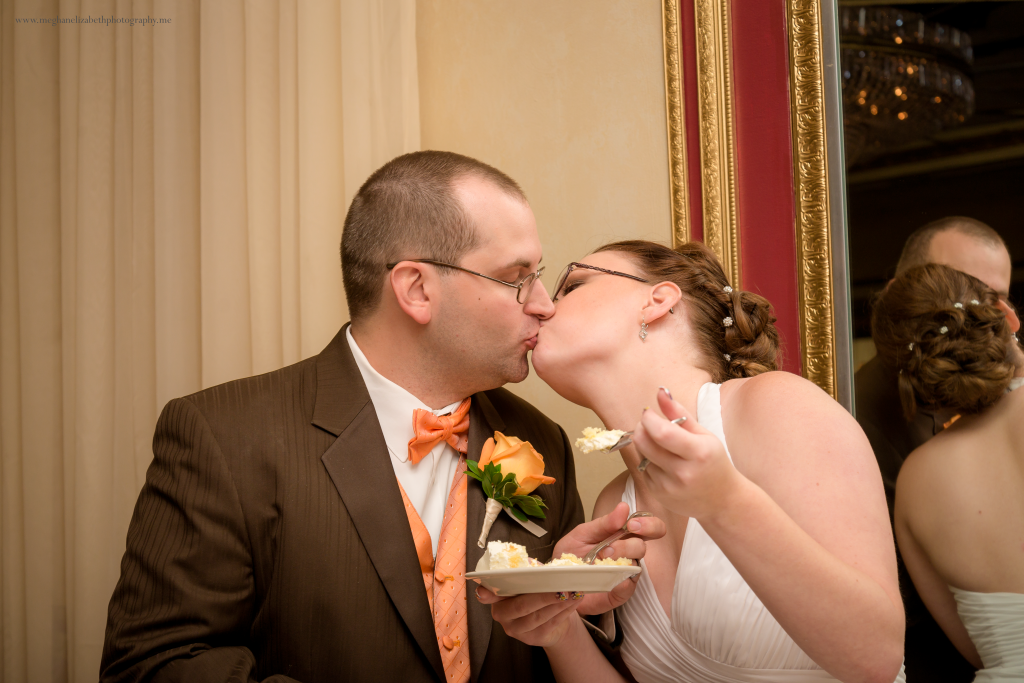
[466,431,555,548]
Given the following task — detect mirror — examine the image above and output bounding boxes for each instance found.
[839,1,1024,376]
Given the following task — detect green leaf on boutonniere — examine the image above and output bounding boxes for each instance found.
[511,495,546,519]
[464,461,549,523]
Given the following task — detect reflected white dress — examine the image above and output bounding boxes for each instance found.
[616,382,906,683]
[950,588,1024,682]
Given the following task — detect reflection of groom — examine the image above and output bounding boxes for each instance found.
[101,152,587,682]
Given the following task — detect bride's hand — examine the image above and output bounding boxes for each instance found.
[552,501,666,615]
[631,387,745,520]
[475,586,581,648]
[477,503,666,648]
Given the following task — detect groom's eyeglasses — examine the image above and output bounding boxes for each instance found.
[552,262,649,302]
[385,259,545,305]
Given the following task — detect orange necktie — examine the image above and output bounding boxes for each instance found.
[408,398,471,464]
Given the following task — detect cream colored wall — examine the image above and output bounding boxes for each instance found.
[417,0,672,519]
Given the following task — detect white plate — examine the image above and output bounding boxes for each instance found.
[466,564,640,597]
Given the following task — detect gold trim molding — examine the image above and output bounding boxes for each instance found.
[692,0,740,288]
[787,0,838,399]
[662,0,689,247]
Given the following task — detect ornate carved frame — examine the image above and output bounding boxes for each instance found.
[662,0,690,247]
[787,0,838,398]
[693,0,741,289]
[662,0,854,405]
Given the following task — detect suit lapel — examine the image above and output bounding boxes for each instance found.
[466,393,506,683]
[315,326,446,682]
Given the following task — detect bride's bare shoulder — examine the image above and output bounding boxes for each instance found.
[720,371,873,480]
[593,470,631,519]
[721,371,846,422]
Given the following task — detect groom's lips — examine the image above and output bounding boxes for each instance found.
[524,335,538,350]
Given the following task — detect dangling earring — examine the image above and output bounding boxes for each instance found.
[639,312,649,341]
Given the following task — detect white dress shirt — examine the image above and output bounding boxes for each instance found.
[346,327,465,558]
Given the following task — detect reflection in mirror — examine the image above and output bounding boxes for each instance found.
[841,1,1024,370]
[839,3,1024,680]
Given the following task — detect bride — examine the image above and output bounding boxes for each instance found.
[477,240,905,683]
[872,263,1024,682]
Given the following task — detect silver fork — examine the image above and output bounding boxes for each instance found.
[582,511,653,564]
[603,416,686,473]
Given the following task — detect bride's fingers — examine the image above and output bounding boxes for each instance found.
[654,390,710,437]
[500,595,579,634]
[578,576,639,615]
[567,502,631,545]
[632,416,697,472]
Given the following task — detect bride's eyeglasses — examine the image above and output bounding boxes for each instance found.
[552,262,649,302]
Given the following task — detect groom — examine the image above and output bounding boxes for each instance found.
[100,151,651,683]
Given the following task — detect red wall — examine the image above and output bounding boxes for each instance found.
[677,0,802,374]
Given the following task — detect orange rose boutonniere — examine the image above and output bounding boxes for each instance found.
[467,432,556,548]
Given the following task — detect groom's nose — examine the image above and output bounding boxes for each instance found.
[523,279,555,319]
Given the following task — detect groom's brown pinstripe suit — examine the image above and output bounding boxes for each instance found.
[100,325,584,683]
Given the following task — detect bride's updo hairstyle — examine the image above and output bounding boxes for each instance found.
[871,263,1015,420]
[594,240,779,381]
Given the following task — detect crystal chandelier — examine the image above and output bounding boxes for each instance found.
[840,6,975,167]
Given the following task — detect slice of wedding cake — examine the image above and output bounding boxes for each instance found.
[487,541,531,569]
[575,427,626,454]
[485,541,633,568]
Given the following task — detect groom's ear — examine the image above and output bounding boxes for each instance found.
[644,282,682,323]
[389,263,434,325]
[996,299,1020,333]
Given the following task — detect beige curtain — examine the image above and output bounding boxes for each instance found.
[0,0,419,680]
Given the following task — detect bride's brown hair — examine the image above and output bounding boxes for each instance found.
[594,240,779,381]
[871,263,1015,420]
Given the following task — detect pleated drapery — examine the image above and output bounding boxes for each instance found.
[0,1,420,680]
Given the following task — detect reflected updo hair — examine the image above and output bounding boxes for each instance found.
[594,240,779,381]
[872,263,1015,420]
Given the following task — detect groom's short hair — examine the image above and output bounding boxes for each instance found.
[341,150,527,321]
[895,216,1006,275]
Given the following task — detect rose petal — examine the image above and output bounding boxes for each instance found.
[493,431,516,452]
[477,437,496,467]
[515,474,557,496]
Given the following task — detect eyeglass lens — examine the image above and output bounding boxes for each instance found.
[516,271,542,304]
[552,264,576,301]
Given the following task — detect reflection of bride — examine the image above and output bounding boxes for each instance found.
[873,264,1024,683]
[486,240,906,682]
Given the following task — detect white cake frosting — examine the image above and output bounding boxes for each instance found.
[575,427,626,454]
[487,541,530,569]
[485,541,634,569]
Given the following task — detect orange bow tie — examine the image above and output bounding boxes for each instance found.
[408,398,472,465]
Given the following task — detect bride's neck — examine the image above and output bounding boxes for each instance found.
[585,357,714,432]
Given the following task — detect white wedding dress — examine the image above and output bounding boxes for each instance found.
[616,382,906,683]
[949,588,1024,682]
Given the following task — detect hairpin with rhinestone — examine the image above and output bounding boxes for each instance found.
[724,353,731,361]
[723,316,734,327]
[940,326,949,334]
[954,302,963,309]
[723,286,733,294]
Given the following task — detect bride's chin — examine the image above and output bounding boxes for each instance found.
[530,345,561,386]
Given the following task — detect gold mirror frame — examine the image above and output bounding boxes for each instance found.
[662,0,854,408]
